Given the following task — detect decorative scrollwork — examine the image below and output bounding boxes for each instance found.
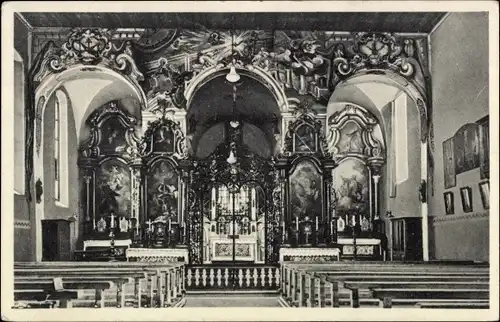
[333,32,420,85]
[33,28,144,85]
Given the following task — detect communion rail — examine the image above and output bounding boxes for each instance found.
[13,262,186,309]
[185,264,280,291]
[280,261,489,309]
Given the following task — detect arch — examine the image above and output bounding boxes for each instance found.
[184,64,289,113]
[32,64,146,261]
[327,69,430,261]
[328,70,428,143]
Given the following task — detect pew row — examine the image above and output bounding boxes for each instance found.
[13,262,186,309]
[280,261,490,309]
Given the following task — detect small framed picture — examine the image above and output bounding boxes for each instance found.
[478,181,490,210]
[459,187,473,213]
[443,191,454,215]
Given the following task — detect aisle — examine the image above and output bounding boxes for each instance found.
[182,293,281,307]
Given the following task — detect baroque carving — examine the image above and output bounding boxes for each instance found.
[33,28,144,85]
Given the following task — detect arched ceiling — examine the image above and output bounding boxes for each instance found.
[60,74,142,144]
[187,74,280,136]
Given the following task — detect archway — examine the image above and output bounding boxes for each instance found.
[32,65,146,261]
[327,70,430,261]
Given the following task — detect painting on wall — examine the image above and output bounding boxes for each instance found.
[96,160,131,218]
[147,160,179,221]
[478,181,489,210]
[337,121,364,154]
[442,138,456,189]
[443,191,454,215]
[477,116,489,179]
[153,125,175,153]
[99,117,129,155]
[459,186,473,213]
[334,158,370,218]
[293,124,316,153]
[289,160,322,220]
[453,124,480,175]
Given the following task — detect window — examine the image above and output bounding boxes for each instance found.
[54,90,68,207]
[14,54,25,195]
[394,92,408,184]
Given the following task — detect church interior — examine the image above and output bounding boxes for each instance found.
[8,10,493,310]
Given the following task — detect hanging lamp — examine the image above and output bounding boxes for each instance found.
[226,30,240,83]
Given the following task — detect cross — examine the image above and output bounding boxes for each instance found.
[146,219,153,231]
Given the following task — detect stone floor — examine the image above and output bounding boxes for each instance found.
[183,293,281,307]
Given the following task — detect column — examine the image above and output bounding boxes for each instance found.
[323,159,336,247]
[129,159,143,244]
[421,141,429,261]
[78,158,97,236]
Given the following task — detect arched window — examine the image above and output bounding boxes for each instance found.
[54,90,69,207]
[14,51,25,195]
[393,92,408,184]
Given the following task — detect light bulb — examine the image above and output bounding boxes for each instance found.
[227,150,237,164]
[226,65,240,83]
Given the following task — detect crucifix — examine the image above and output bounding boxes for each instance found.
[145,219,153,232]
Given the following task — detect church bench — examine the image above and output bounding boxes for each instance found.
[14,262,185,308]
[280,262,489,308]
[414,300,489,309]
[371,288,489,308]
[13,277,80,308]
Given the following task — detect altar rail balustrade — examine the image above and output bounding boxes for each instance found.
[13,262,186,309]
[279,261,490,308]
[185,265,281,291]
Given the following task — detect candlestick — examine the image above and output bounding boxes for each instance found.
[315,217,319,231]
[168,219,172,232]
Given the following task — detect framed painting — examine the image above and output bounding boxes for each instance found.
[442,138,456,189]
[95,159,131,218]
[289,160,322,220]
[453,123,479,174]
[478,181,490,210]
[146,159,179,221]
[477,116,489,179]
[459,186,473,213]
[443,191,454,215]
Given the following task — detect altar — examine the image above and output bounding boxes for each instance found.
[210,238,259,263]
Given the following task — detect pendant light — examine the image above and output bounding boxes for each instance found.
[226,30,240,83]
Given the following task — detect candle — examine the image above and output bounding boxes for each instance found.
[110,213,115,228]
[315,217,319,231]
[330,220,333,234]
[296,217,299,231]
[168,220,172,232]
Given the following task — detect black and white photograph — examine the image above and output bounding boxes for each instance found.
[479,181,490,210]
[1,1,499,321]
[460,186,474,213]
[444,191,455,215]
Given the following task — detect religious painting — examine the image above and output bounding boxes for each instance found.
[334,158,370,218]
[99,117,129,155]
[443,191,454,215]
[442,138,456,189]
[147,160,179,221]
[478,181,490,210]
[477,116,489,179]
[459,186,473,213]
[293,124,316,153]
[289,160,322,220]
[453,124,480,174]
[337,121,364,154]
[95,160,131,218]
[153,125,175,153]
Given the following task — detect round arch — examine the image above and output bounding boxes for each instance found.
[184,64,289,113]
[32,64,147,261]
[327,69,430,261]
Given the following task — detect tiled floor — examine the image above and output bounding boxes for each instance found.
[183,294,281,307]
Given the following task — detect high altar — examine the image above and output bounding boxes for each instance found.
[70,28,391,264]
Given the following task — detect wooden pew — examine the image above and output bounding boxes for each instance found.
[14,262,185,308]
[14,277,79,308]
[281,262,489,308]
